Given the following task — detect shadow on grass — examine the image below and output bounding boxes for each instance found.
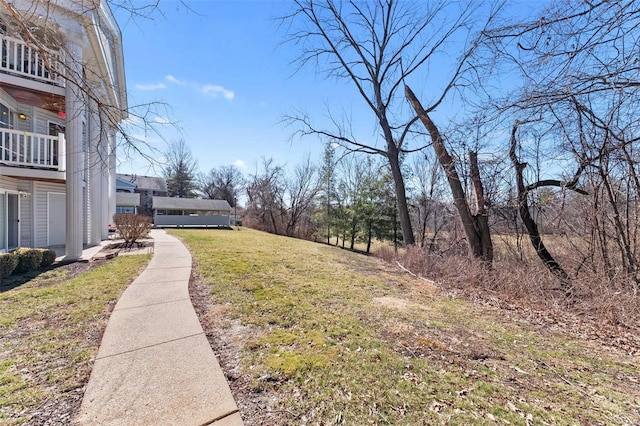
[0,262,82,293]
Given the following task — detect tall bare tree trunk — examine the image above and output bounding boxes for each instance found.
[405,85,493,262]
[386,136,415,246]
[509,122,572,294]
[469,151,494,262]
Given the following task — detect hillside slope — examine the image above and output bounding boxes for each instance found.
[174,228,640,425]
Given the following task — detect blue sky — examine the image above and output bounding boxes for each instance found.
[113,1,526,178]
[114,0,369,177]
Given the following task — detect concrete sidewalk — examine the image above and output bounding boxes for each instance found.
[76,229,243,425]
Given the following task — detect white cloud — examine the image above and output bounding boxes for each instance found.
[122,115,143,127]
[135,82,166,91]
[166,74,186,86]
[202,84,235,101]
[233,159,247,169]
[164,75,234,101]
[153,116,171,124]
[127,132,150,143]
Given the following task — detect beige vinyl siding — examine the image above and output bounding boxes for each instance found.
[34,109,64,136]
[0,176,19,192]
[33,181,65,248]
[14,104,34,132]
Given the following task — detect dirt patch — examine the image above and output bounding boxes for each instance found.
[26,388,85,426]
[372,295,415,311]
[0,259,102,293]
[101,238,154,257]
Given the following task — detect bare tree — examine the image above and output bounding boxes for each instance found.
[245,158,286,235]
[283,0,501,247]
[484,0,640,286]
[199,165,245,207]
[508,121,586,293]
[285,156,321,238]
[410,153,445,250]
[317,141,338,244]
[406,86,493,262]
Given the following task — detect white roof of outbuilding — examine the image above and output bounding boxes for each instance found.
[152,196,232,212]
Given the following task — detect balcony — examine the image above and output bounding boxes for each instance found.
[0,128,65,171]
[1,34,65,87]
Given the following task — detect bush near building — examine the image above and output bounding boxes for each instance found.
[38,249,58,268]
[0,252,19,278]
[0,248,57,280]
[14,248,43,274]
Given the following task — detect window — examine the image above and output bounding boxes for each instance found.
[0,102,13,129]
[48,122,64,136]
[1,102,13,162]
[0,192,19,251]
[1,23,7,69]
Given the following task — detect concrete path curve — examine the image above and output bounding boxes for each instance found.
[76,229,243,425]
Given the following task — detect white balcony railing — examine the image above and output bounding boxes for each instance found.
[0,128,65,171]
[1,34,65,87]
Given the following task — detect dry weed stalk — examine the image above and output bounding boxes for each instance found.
[383,245,639,350]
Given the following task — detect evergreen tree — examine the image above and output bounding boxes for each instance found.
[316,142,337,244]
[164,139,198,198]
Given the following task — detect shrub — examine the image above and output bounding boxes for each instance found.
[113,213,152,248]
[38,249,57,268]
[14,248,43,274]
[0,252,19,278]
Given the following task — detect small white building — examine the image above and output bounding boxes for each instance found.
[152,197,232,228]
[0,1,126,259]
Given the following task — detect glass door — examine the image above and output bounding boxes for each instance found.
[0,193,5,251]
[7,193,18,249]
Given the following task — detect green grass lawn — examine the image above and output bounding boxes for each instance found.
[0,255,151,425]
[174,228,640,425]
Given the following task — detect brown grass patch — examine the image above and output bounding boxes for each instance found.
[391,245,640,355]
[372,296,414,311]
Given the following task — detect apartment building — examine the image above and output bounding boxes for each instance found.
[0,0,126,259]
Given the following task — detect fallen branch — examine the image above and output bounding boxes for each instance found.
[395,260,443,290]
